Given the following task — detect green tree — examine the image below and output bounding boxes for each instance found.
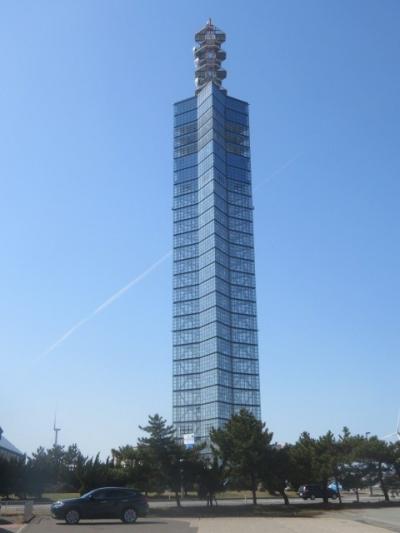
[137,414,176,495]
[262,445,292,505]
[77,454,126,494]
[130,447,159,494]
[0,457,26,498]
[197,457,225,506]
[161,440,187,507]
[211,409,273,505]
[181,446,204,497]
[336,430,369,502]
[61,444,88,491]
[392,441,400,493]
[111,445,137,469]
[110,445,150,492]
[288,432,317,492]
[289,431,344,504]
[138,414,207,506]
[356,436,394,502]
[138,414,176,449]
[340,461,369,502]
[25,447,55,497]
[314,431,342,504]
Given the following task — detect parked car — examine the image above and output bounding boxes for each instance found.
[328,481,343,492]
[298,484,338,500]
[51,487,149,524]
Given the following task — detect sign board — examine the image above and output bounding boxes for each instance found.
[183,433,195,449]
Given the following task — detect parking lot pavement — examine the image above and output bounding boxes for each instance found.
[187,517,397,533]
[23,515,397,533]
[0,517,26,533]
[3,494,399,516]
[335,507,400,532]
[0,524,25,533]
[24,516,198,533]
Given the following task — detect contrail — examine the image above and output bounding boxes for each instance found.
[35,155,301,363]
[254,152,303,192]
[36,250,172,362]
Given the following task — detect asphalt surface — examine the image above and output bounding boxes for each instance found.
[21,516,197,533]
[2,493,395,515]
[334,507,400,532]
[7,512,400,533]
[2,498,400,533]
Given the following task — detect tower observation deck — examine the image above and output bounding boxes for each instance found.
[194,19,227,94]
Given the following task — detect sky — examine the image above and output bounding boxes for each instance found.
[0,0,399,458]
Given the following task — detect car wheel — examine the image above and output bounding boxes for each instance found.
[310,495,316,500]
[331,493,338,500]
[65,509,80,525]
[122,507,137,524]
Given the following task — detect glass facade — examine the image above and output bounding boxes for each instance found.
[173,22,261,446]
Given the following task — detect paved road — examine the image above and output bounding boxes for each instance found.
[335,507,400,532]
[2,494,395,516]
[20,516,196,533]
[2,500,400,533]
[0,523,24,533]
[10,513,400,533]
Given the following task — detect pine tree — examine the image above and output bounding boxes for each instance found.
[210,409,272,505]
[138,414,175,449]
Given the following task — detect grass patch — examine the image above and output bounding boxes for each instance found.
[147,500,400,519]
[215,490,297,500]
[149,503,320,519]
[42,493,79,502]
[145,490,296,501]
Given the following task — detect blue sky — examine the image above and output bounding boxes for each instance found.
[0,0,399,457]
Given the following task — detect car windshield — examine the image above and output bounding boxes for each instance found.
[80,490,94,499]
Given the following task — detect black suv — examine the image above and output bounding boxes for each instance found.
[298,484,338,501]
[51,487,149,524]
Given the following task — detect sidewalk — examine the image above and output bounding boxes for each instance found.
[187,517,394,533]
[0,521,26,533]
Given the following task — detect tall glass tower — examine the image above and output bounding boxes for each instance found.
[173,20,261,446]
